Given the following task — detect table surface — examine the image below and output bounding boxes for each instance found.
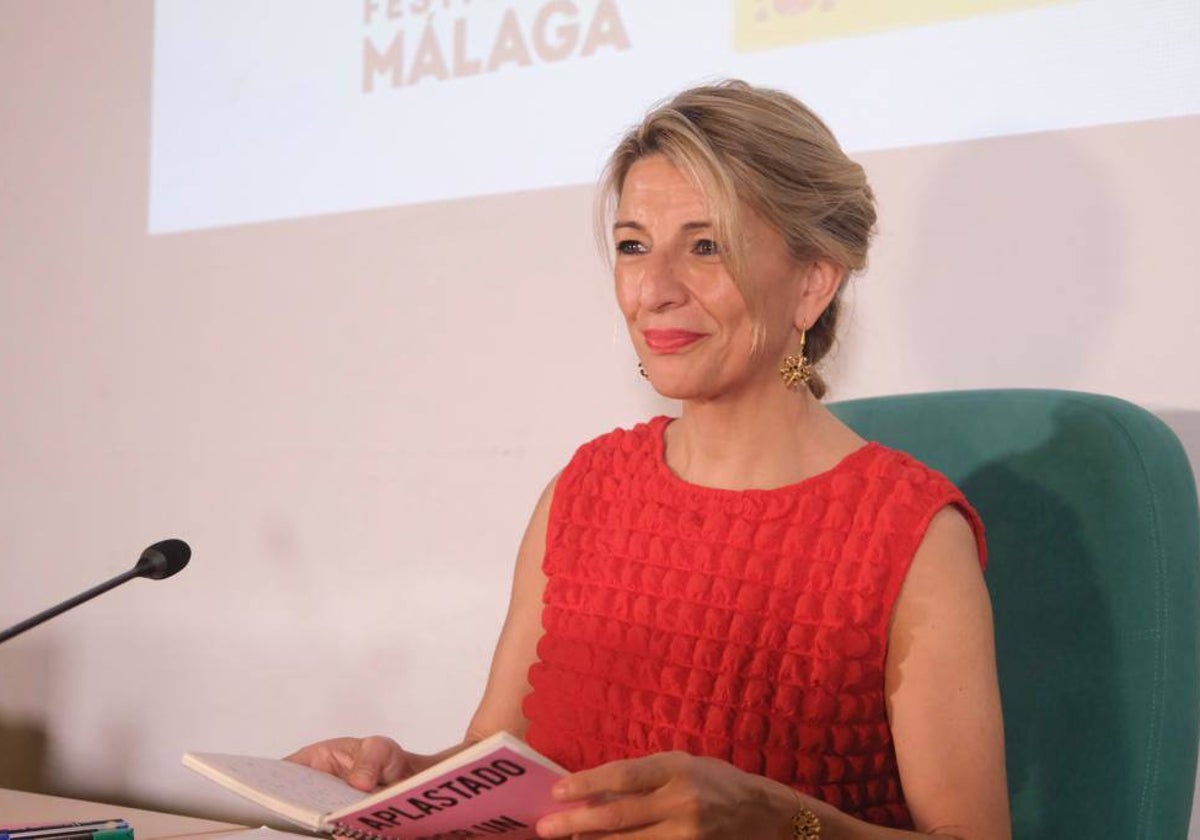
[0,788,247,840]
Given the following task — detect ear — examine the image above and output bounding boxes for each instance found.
[793,259,844,330]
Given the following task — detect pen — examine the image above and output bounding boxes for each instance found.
[0,821,130,840]
[21,831,132,840]
[90,831,133,840]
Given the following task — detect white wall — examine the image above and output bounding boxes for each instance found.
[1,0,1198,831]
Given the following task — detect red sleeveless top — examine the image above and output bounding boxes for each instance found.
[522,417,985,828]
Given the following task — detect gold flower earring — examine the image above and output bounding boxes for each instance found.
[779,327,814,389]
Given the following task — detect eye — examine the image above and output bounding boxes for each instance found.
[692,238,721,257]
[616,239,646,256]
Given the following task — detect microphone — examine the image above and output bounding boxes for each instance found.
[0,539,191,645]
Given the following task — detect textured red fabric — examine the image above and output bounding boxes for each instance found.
[522,417,986,828]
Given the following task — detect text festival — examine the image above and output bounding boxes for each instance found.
[362,0,631,92]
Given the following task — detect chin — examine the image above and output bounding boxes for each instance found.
[646,364,772,404]
[642,354,755,401]
[646,374,721,402]
[648,383,691,401]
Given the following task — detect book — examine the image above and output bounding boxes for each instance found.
[182,731,569,840]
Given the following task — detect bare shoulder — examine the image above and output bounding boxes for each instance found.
[920,504,981,561]
[892,506,988,632]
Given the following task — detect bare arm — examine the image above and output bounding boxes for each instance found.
[463,474,556,741]
[876,506,1010,838]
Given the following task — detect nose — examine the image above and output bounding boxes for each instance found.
[636,250,688,312]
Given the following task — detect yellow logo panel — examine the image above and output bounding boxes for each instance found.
[735,0,1075,51]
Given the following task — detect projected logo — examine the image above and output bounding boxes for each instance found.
[362,0,630,92]
[735,0,1074,51]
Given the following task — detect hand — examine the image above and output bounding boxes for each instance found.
[535,751,795,839]
[285,736,419,792]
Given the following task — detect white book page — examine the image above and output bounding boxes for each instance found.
[183,752,369,829]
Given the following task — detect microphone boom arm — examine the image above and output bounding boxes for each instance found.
[0,567,142,644]
[0,539,190,645]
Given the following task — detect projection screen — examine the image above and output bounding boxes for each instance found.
[149,0,1200,233]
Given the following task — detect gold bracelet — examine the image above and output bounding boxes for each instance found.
[791,805,821,839]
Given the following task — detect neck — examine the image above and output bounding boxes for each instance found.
[668,378,863,491]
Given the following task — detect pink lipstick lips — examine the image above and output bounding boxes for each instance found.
[643,329,705,353]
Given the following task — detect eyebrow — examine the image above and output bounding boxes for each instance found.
[612,219,714,234]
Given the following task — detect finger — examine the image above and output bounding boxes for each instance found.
[576,829,666,840]
[536,792,664,838]
[347,736,405,791]
[284,741,338,765]
[552,754,677,802]
[283,746,312,764]
[284,742,353,777]
[374,739,412,786]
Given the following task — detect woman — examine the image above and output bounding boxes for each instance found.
[289,81,1011,839]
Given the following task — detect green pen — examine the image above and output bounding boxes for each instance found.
[9,829,132,840]
[92,830,134,840]
[0,822,130,840]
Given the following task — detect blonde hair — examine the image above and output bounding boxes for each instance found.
[598,80,876,398]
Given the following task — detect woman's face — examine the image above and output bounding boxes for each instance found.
[614,155,807,401]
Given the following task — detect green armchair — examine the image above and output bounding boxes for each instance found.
[830,389,1200,839]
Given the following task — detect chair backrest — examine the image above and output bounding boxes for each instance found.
[829,389,1200,839]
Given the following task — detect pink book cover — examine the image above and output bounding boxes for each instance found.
[326,738,569,840]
